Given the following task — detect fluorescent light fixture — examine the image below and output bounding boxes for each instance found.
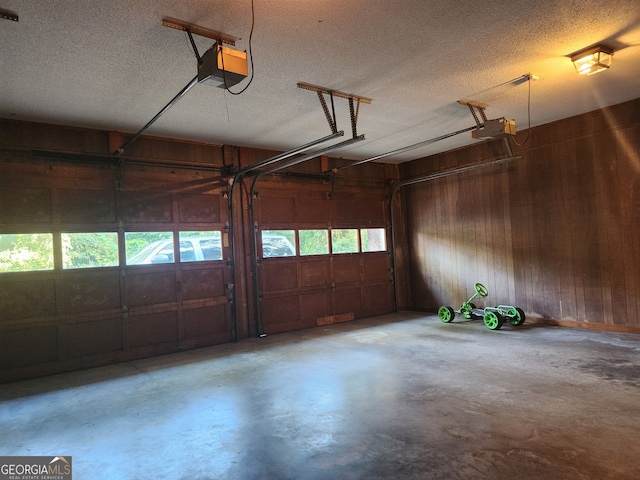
[571,45,613,75]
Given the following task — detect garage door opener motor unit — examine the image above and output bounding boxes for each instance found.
[198,43,248,88]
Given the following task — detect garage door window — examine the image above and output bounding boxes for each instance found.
[299,229,329,256]
[125,232,174,265]
[0,233,54,273]
[62,232,119,269]
[331,229,359,254]
[261,230,296,258]
[360,228,386,252]
[179,231,223,262]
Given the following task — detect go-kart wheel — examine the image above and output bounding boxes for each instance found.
[510,307,526,326]
[438,306,455,323]
[483,311,504,330]
[469,303,477,309]
[474,283,489,297]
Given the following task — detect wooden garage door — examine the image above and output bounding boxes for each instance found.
[0,155,232,382]
[255,188,393,335]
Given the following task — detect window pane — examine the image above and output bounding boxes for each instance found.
[125,232,173,265]
[361,228,387,252]
[179,231,222,262]
[261,230,296,258]
[62,232,119,269]
[0,234,54,273]
[332,229,359,254]
[299,229,329,256]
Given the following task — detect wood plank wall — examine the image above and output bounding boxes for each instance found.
[400,98,640,332]
[0,120,399,382]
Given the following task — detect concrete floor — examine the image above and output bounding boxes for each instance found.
[1,312,640,480]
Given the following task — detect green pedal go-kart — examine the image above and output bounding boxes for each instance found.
[438,283,525,330]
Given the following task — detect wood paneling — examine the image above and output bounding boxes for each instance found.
[0,187,52,224]
[183,305,229,339]
[127,311,178,348]
[114,134,223,165]
[1,120,232,382]
[120,191,173,223]
[58,272,121,313]
[261,295,301,333]
[359,196,387,225]
[402,98,640,331]
[259,196,295,223]
[0,279,56,321]
[63,317,123,359]
[59,188,117,223]
[362,255,390,283]
[333,287,362,315]
[181,267,225,300]
[260,261,298,292]
[0,326,58,368]
[329,192,387,225]
[362,284,394,315]
[0,120,107,153]
[295,191,328,223]
[301,292,330,322]
[300,259,329,287]
[126,270,177,306]
[332,256,361,284]
[331,198,360,224]
[254,169,394,333]
[178,193,221,223]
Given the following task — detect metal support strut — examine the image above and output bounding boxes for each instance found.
[116,19,240,154]
[349,97,358,138]
[186,29,202,64]
[460,101,488,128]
[116,75,199,154]
[333,125,477,172]
[299,82,372,139]
[317,91,337,134]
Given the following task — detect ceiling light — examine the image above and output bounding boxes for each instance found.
[571,45,613,75]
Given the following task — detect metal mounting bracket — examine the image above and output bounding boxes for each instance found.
[162,17,236,45]
[185,29,202,64]
[458,100,488,128]
[458,100,516,139]
[298,82,371,137]
[0,9,18,22]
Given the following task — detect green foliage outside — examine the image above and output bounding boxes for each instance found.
[332,229,358,254]
[125,232,172,261]
[299,229,329,255]
[1,228,385,273]
[361,228,386,252]
[0,234,54,272]
[361,232,370,251]
[180,231,219,238]
[62,233,119,269]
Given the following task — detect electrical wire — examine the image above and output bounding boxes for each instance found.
[222,0,255,95]
[512,75,532,146]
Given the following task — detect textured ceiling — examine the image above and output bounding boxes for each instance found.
[1,0,640,163]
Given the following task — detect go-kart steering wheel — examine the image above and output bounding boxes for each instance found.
[474,283,488,297]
